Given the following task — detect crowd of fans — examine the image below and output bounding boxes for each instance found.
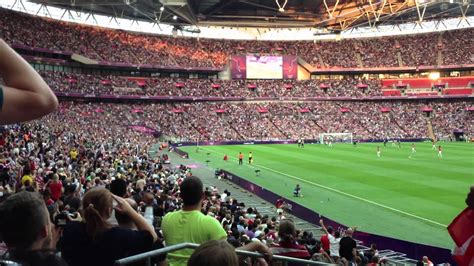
[0,102,393,266]
[39,71,383,98]
[5,100,468,143]
[431,102,473,140]
[0,20,469,266]
[0,97,466,265]
[1,8,473,69]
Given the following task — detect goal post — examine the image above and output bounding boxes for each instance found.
[319,133,353,144]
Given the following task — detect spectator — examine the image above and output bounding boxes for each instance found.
[270,219,311,260]
[466,185,474,209]
[423,256,434,266]
[162,176,227,265]
[46,174,63,202]
[187,240,239,266]
[58,188,159,266]
[319,219,340,258]
[339,227,357,262]
[0,191,66,266]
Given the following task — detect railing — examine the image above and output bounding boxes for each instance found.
[115,242,334,266]
[0,260,21,266]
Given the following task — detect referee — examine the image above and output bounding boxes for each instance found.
[248,151,253,164]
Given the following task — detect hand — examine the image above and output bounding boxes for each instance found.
[256,242,273,263]
[112,194,135,215]
[69,212,82,222]
[50,224,63,250]
[238,241,272,263]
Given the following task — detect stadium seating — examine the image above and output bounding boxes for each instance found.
[30,101,472,142]
[1,7,473,266]
[381,77,474,97]
[1,100,470,264]
[1,8,473,69]
[39,70,383,97]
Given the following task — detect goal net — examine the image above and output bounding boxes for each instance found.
[319,133,353,144]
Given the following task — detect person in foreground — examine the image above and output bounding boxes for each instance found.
[58,188,159,266]
[0,191,66,266]
[0,39,58,124]
[270,219,311,261]
[162,176,228,265]
[188,239,272,266]
[162,176,272,266]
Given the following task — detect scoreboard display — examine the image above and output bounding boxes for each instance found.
[231,55,297,79]
[246,55,283,79]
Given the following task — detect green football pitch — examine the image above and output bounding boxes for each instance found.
[180,142,473,249]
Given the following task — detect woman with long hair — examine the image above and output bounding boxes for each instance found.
[58,187,158,266]
[270,219,311,261]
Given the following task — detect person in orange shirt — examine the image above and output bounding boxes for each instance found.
[238,152,243,165]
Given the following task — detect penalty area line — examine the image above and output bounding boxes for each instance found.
[198,147,447,228]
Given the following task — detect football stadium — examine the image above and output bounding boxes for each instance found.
[0,0,473,265]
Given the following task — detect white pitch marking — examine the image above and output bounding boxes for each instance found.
[198,146,447,227]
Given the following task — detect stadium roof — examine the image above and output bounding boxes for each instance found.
[28,0,474,30]
[1,0,473,40]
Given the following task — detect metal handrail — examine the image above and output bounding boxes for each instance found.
[115,242,334,265]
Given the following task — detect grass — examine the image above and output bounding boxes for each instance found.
[180,142,474,249]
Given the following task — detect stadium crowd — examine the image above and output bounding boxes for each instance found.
[1,98,467,265]
[39,70,383,98]
[1,100,467,144]
[0,103,394,266]
[0,34,472,266]
[1,8,473,69]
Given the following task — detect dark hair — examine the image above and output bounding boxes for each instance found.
[0,191,49,250]
[180,176,203,206]
[327,226,334,234]
[82,188,112,239]
[22,165,31,175]
[188,240,239,266]
[110,178,127,197]
[279,219,296,242]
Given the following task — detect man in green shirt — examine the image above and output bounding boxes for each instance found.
[162,176,227,266]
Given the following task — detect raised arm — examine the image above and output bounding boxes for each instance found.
[319,219,329,234]
[0,39,58,124]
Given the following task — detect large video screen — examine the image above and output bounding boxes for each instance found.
[246,55,283,79]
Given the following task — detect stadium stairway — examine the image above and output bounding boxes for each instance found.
[355,52,364,68]
[390,113,409,135]
[427,120,436,140]
[317,54,325,67]
[152,145,420,265]
[268,116,289,139]
[437,35,443,66]
[223,117,246,140]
